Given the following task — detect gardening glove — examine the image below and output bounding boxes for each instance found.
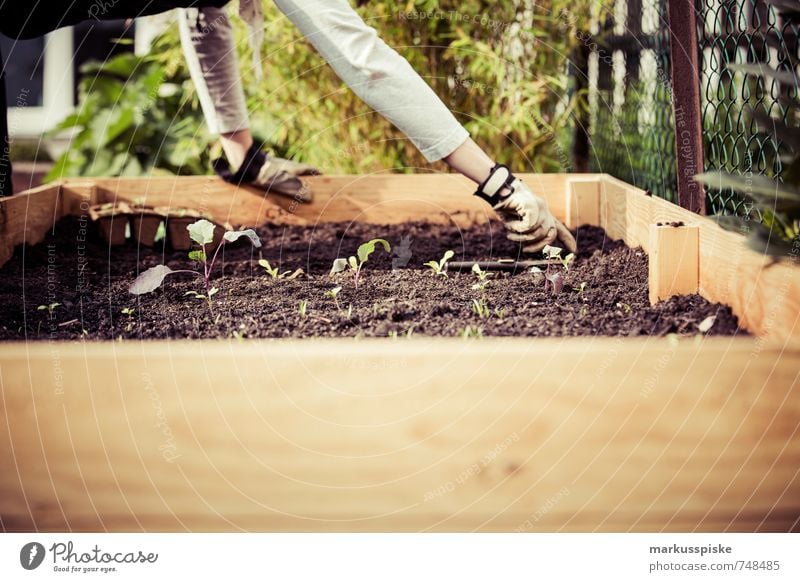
[213,141,321,203]
[474,164,577,254]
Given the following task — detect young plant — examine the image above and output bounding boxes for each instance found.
[540,244,574,295]
[324,286,343,311]
[185,287,219,312]
[424,250,455,277]
[298,299,308,318]
[258,259,303,280]
[574,281,588,297]
[459,325,484,339]
[129,219,261,311]
[471,297,491,319]
[37,303,60,315]
[330,238,391,290]
[471,263,491,291]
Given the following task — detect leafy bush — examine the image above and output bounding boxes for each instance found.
[48,0,593,179]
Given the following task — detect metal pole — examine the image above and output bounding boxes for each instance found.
[667,0,706,214]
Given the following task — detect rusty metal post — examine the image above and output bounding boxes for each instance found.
[667,0,706,214]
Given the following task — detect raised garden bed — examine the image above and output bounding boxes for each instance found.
[0,174,798,533]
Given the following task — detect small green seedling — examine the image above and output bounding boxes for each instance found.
[36,303,61,334]
[575,281,588,297]
[424,250,455,277]
[298,299,308,318]
[120,307,135,316]
[459,325,484,339]
[471,263,491,291]
[258,259,302,280]
[37,303,60,315]
[324,286,343,311]
[472,297,491,319]
[543,244,575,271]
[330,238,391,290]
[129,219,261,312]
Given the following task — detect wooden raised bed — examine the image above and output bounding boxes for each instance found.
[0,173,798,533]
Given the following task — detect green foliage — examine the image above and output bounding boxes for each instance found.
[424,250,455,277]
[49,1,593,179]
[696,60,800,258]
[330,238,391,289]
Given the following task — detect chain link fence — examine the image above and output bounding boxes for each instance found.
[584,0,799,214]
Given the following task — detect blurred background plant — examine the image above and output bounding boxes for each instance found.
[47,0,594,181]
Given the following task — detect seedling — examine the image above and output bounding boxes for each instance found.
[459,325,484,339]
[129,219,262,312]
[575,282,588,297]
[330,238,391,290]
[298,299,308,318]
[472,297,491,319]
[258,259,302,280]
[37,303,60,315]
[36,303,60,334]
[543,245,575,271]
[424,250,455,277]
[324,286,343,311]
[120,307,136,332]
[471,263,492,291]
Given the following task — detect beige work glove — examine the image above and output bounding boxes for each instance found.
[475,165,577,253]
[214,142,320,203]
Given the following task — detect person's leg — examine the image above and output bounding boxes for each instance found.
[178,6,252,169]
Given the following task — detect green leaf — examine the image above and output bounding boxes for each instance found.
[348,256,359,270]
[330,258,348,275]
[208,287,219,297]
[188,250,206,262]
[357,238,391,264]
[187,219,216,245]
[129,265,175,295]
[223,229,262,248]
[442,250,455,262]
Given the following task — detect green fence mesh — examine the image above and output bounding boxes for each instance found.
[698,0,799,216]
[586,0,798,214]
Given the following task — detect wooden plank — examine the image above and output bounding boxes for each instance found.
[648,224,700,304]
[0,183,62,267]
[62,173,577,228]
[1,338,797,533]
[598,176,800,340]
[599,175,654,251]
[565,176,600,229]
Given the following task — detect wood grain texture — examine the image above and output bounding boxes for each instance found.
[0,183,62,267]
[648,224,700,304]
[600,175,800,340]
[62,173,574,228]
[565,177,600,229]
[1,339,797,533]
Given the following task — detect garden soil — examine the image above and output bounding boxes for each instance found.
[0,217,745,340]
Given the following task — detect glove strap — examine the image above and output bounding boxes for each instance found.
[212,141,267,185]
[474,163,517,206]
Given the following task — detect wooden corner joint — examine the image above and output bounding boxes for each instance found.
[648,223,700,305]
[565,177,601,229]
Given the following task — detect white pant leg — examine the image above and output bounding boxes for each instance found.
[178,6,249,135]
[272,0,469,162]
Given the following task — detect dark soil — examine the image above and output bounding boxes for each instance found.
[0,217,745,340]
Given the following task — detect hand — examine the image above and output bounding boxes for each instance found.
[493,179,577,253]
[214,145,321,203]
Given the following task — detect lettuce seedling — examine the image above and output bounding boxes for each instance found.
[298,299,308,318]
[129,219,261,308]
[471,297,491,319]
[543,244,575,271]
[424,250,454,277]
[330,238,391,290]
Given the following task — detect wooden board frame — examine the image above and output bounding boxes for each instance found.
[1,173,799,533]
